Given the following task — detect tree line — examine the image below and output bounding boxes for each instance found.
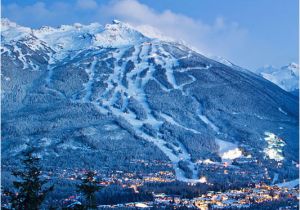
[2,147,108,210]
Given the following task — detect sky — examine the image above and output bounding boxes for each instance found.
[1,0,299,70]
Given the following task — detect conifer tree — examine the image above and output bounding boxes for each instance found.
[9,148,54,210]
[77,171,101,209]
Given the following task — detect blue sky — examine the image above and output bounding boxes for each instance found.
[2,0,298,69]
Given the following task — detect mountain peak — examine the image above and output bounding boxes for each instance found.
[112,19,121,24]
[104,19,141,34]
[1,18,33,43]
[257,62,299,92]
[1,18,18,28]
[1,19,150,60]
[286,62,299,70]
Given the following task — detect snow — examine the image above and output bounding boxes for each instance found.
[155,45,179,87]
[12,44,29,69]
[271,173,279,185]
[93,22,148,48]
[103,124,119,131]
[135,24,175,42]
[45,56,56,85]
[2,18,150,64]
[141,133,199,183]
[5,17,293,183]
[13,144,29,155]
[88,40,239,180]
[199,176,207,183]
[263,132,285,161]
[81,127,98,136]
[257,63,299,92]
[278,107,287,115]
[211,56,234,67]
[215,139,242,162]
[276,179,299,189]
[177,65,211,72]
[203,159,214,164]
[222,148,243,160]
[1,18,32,42]
[152,43,198,94]
[74,43,201,182]
[82,57,97,102]
[160,113,200,134]
[35,23,103,59]
[112,19,121,24]
[199,115,219,132]
[135,203,150,208]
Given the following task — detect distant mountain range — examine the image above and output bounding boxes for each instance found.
[255,63,299,96]
[1,18,298,184]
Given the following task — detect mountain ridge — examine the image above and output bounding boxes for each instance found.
[256,63,299,93]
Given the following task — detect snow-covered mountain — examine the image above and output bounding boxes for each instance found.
[1,18,299,184]
[255,63,299,94]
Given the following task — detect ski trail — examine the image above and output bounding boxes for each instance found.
[155,44,198,92]
[198,114,219,133]
[131,45,199,181]
[271,173,279,185]
[155,44,179,89]
[45,53,57,85]
[276,179,299,189]
[105,43,201,182]
[13,44,29,69]
[76,43,201,182]
[160,113,200,134]
[177,65,212,72]
[82,57,97,102]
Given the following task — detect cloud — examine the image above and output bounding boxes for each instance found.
[2,2,77,27]
[100,0,248,57]
[2,0,249,66]
[3,2,52,24]
[76,0,98,10]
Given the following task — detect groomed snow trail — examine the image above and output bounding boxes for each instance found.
[78,42,204,182]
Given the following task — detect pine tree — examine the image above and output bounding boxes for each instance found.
[9,148,54,210]
[77,171,102,209]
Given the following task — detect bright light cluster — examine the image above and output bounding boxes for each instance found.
[199,176,207,183]
[222,148,243,160]
[263,132,285,161]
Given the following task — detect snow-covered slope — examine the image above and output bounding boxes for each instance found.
[2,18,148,61]
[256,63,299,93]
[1,18,299,183]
